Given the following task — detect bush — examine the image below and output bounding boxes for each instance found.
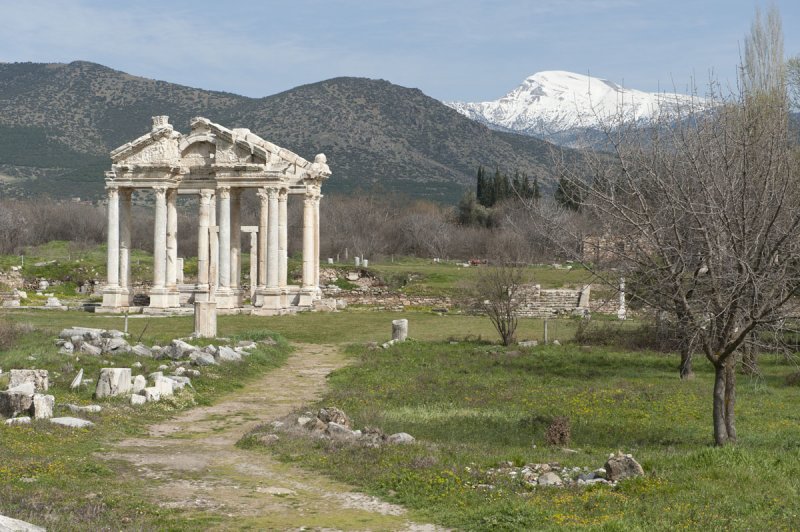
[544,416,571,447]
[575,319,682,352]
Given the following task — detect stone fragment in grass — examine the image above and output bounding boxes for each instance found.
[80,343,102,356]
[154,376,174,397]
[132,375,146,394]
[143,387,161,402]
[102,337,130,353]
[317,407,351,428]
[260,337,277,346]
[519,340,538,347]
[604,452,644,481]
[167,376,192,391]
[131,344,152,357]
[0,383,35,418]
[297,415,313,427]
[325,422,358,440]
[32,394,54,419]
[130,394,146,406]
[0,513,45,531]
[387,432,415,445]
[49,417,95,428]
[237,340,257,350]
[5,416,31,425]
[167,339,198,359]
[9,369,49,392]
[59,341,74,354]
[64,404,102,414]
[94,368,132,398]
[216,346,242,363]
[190,352,218,366]
[59,327,104,340]
[537,472,563,486]
[69,368,83,390]
[102,329,126,339]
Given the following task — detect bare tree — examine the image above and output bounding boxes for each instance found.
[554,7,798,445]
[463,263,528,346]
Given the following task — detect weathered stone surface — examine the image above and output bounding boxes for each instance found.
[154,376,174,397]
[143,387,161,402]
[32,394,54,419]
[391,319,408,342]
[538,472,563,486]
[237,340,257,350]
[80,343,102,356]
[102,337,130,353]
[360,427,387,446]
[216,346,242,362]
[317,407,351,428]
[130,394,146,406]
[94,368,132,398]
[387,432,415,445]
[131,344,153,357]
[190,352,217,366]
[64,404,102,414]
[325,422,358,440]
[102,329,126,339]
[132,374,147,394]
[49,417,95,428]
[518,340,538,347]
[604,452,644,481]
[0,383,35,418]
[169,339,198,359]
[59,341,75,354]
[59,327,104,340]
[0,513,45,531]
[45,296,63,308]
[9,369,49,392]
[5,416,31,426]
[167,376,192,391]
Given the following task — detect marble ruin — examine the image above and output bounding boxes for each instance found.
[101,116,331,315]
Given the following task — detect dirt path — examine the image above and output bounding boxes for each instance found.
[102,344,441,531]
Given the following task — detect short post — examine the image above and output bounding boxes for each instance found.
[194,301,217,338]
[543,319,549,344]
[363,259,369,268]
[328,257,334,264]
[617,277,627,321]
[355,257,361,267]
[392,319,408,342]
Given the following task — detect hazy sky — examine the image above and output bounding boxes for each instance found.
[1,1,798,102]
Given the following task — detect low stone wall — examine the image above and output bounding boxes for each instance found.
[515,284,590,318]
[323,287,452,311]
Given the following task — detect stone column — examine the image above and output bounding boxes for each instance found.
[314,193,321,289]
[278,189,288,290]
[230,189,242,300]
[102,186,124,309]
[196,189,213,299]
[248,229,258,300]
[119,188,132,300]
[106,186,120,289]
[149,186,169,308]
[255,189,269,304]
[216,186,233,308]
[210,193,219,292]
[165,188,179,307]
[267,188,279,289]
[301,192,315,293]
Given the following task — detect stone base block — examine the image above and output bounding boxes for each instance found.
[297,288,318,307]
[148,288,173,309]
[102,287,129,309]
[214,289,238,309]
[194,301,217,338]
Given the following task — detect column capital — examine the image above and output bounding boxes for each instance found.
[278,187,289,201]
[153,185,168,197]
[217,185,231,199]
[199,189,214,203]
[257,188,270,203]
[106,186,119,199]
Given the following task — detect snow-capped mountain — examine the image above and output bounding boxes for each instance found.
[446,71,702,146]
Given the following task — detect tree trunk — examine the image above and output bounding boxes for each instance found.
[679,344,694,379]
[741,333,760,375]
[724,356,737,443]
[713,361,729,445]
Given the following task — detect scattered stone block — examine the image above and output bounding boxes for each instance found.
[318,407,351,428]
[5,416,31,426]
[326,422,358,440]
[64,404,102,414]
[94,368,132,398]
[190,352,217,366]
[604,452,644,481]
[32,394,54,419]
[168,339,198,359]
[131,344,152,357]
[49,417,95,429]
[80,343,102,356]
[143,387,161,402]
[132,375,147,394]
[154,376,174,397]
[387,432,415,445]
[537,472,563,486]
[519,340,538,347]
[9,369,49,392]
[237,341,257,350]
[45,296,63,308]
[130,394,146,406]
[0,513,45,531]
[102,337,130,353]
[0,383,35,418]
[216,346,242,362]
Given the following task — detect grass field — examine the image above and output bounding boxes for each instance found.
[0,315,291,529]
[245,340,800,531]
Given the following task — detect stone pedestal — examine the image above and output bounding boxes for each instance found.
[102,287,129,309]
[194,301,217,338]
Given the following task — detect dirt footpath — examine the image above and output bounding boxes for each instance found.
[102,343,442,531]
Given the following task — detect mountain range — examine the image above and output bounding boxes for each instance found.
[0,61,575,203]
[447,70,702,147]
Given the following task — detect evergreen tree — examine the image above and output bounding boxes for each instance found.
[476,166,487,206]
[554,176,582,211]
[531,176,541,201]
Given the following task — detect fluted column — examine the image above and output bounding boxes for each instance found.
[152,187,167,288]
[210,193,218,292]
[278,189,288,289]
[197,189,213,294]
[314,193,321,289]
[267,188,279,289]
[230,189,241,291]
[302,192,315,290]
[118,188,132,295]
[249,230,258,299]
[105,186,120,289]
[257,189,268,289]
[165,189,178,305]
[218,186,231,290]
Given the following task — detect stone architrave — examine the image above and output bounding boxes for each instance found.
[101,116,331,314]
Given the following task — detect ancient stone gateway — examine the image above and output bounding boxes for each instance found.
[101,116,331,314]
